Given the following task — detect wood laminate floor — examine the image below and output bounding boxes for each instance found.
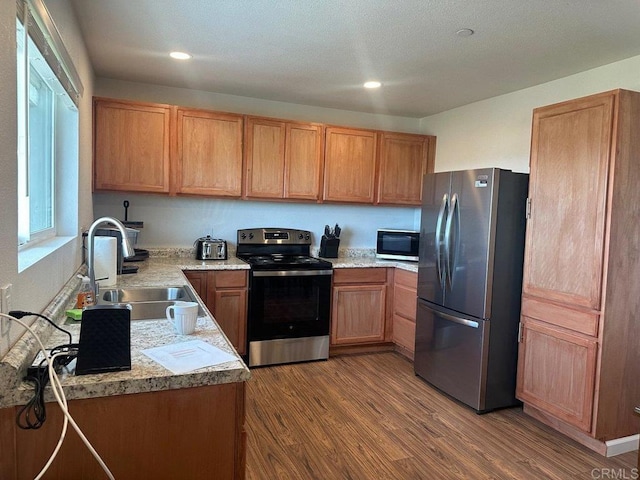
[245,352,637,480]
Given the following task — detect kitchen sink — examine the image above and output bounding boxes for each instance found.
[101,286,192,303]
[98,286,204,320]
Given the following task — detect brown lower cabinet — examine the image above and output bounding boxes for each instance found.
[0,383,246,480]
[184,270,248,355]
[330,268,392,346]
[391,269,418,359]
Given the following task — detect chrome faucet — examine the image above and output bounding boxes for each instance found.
[87,217,136,294]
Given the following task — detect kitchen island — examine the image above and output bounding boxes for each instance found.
[0,256,251,480]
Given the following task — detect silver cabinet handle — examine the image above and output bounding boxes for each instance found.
[435,193,449,288]
[434,309,479,328]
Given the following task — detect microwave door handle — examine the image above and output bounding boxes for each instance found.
[444,193,459,289]
[435,193,448,288]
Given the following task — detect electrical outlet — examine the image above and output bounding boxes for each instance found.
[0,284,12,314]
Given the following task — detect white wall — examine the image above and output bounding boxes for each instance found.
[93,192,415,249]
[420,55,640,173]
[93,79,424,249]
[0,0,94,357]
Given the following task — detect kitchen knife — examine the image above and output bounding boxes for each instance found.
[334,224,341,238]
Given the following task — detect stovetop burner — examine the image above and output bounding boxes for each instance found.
[236,228,333,271]
[243,254,332,269]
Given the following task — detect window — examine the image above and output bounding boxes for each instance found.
[16,0,83,249]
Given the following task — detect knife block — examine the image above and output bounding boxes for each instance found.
[76,304,131,375]
[319,236,340,258]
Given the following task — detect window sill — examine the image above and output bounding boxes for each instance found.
[18,236,76,272]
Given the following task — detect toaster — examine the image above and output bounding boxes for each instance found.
[194,236,227,260]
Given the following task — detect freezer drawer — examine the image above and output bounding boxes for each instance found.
[414,300,489,411]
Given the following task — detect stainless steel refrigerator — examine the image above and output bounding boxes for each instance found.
[414,168,528,413]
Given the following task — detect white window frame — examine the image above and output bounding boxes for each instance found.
[16,0,84,269]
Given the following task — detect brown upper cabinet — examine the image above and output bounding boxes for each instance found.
[93,97,435,204]
[377,132,435,205]
[174,108,244,197]
[323,127,378,203]
[244,117,324,200]
[93,98,171,193]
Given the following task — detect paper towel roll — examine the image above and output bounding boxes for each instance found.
[94,236,117,287]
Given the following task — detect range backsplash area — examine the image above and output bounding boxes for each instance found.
[93,192,420,251]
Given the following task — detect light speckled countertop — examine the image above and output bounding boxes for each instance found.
[0,251,416,408]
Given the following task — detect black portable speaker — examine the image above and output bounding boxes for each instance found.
[75,304,132,375]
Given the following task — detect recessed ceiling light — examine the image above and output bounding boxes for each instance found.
[170,51,192,60]
[456,28,474,37]
[364,81,382,89]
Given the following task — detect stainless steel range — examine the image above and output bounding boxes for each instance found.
[236,228,333,367]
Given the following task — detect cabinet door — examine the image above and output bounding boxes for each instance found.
[94,98,171,193]
[244,117,286,198]
[285,123,323,200]
[323,127,377,203]
[212,289,247,356]
[183,271,207,299]
[516,318,598,432]
[523,93,614,310]
[175,109,243,197]
[331,284,386,345]
[207,271,248,355]
[377,133,432,205]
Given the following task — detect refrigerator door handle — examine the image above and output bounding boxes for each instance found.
[434,309,479,328]
[435,193,449,288]
[444,193,459,289]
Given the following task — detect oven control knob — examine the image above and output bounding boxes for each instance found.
[305,234,310,240]
[240,233,246,239]
[249,233,254,239]
[298,233,304,240]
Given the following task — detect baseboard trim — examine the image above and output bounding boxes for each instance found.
[605,434,639,457]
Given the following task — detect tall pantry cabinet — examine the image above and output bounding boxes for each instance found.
[516,89,640,454]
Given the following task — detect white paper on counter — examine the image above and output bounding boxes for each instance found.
[141,340,237,374]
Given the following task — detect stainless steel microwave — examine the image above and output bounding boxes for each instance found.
[376,229,420,262]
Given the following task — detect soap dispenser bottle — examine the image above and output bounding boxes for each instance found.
[76,275,96,309]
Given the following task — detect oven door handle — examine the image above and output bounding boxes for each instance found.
[252,270,334,277]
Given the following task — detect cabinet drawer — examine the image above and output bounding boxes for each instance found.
[333,268,387,284]
[214,270,247,288]
[394,269,417,289]
[394,284,417,320]
[393,314,415,352]
[521,296,599,337]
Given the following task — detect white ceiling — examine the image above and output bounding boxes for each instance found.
[69,0,640,118]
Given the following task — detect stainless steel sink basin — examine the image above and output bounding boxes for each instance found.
[101,286,192,303]
[98,286,204,320]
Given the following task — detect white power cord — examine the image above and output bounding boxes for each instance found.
[0,313,116,480]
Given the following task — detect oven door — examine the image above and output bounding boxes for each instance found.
[248,269,332,341]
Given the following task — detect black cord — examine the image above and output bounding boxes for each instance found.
[16,343,79,430]
[9,310,73,345]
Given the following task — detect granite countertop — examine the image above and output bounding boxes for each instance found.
[0,250,415,408]
[0,256,251,409]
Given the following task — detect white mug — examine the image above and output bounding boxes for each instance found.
[166,301,199,335]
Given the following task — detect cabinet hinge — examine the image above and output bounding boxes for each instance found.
[525,198,532,219]
[517,322,523,343]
